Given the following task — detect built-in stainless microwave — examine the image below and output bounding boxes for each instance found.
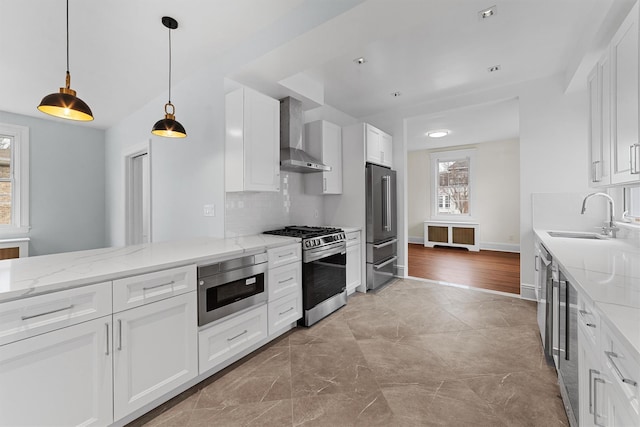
[197,253,268,326]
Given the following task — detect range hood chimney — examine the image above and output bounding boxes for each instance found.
[279,97,331,173]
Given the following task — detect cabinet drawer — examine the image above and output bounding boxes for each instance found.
[0,282,112,346]
[198,304,267,374]
[601,321,640,417]
[577,293,600,352]
[268,262,301,301]
[268,289,302,336]
[267,243,301,269]
[113,265,196,313]
[346,231,361,247]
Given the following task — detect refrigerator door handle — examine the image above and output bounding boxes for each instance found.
[373,238,398,249]
[382,175,392,231]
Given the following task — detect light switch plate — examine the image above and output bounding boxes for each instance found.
[203,204,215,217]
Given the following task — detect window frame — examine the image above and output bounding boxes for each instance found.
[430,148,476,220]
[0,123,29,234]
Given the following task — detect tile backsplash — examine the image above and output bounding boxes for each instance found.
[225,173,325,237]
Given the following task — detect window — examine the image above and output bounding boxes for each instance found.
[0,124,29,233]
[431,149,475,218]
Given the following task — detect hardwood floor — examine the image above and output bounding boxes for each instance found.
[408,244,521,294]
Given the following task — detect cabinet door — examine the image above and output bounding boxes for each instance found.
[605,380,639,427]
[113,292,197,421]
[0,317,113,427]
[346,241,362,294]
[611,3,640,184]
[244,88,280,192]
[365,124,382,165]
[324,121,343,194]
[578,328,602,427]
[380,132,393,168]
[588,61,610,187]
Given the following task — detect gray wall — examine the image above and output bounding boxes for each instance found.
[0,111,106,256]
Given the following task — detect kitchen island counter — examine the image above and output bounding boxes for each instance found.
[0,234,299,303]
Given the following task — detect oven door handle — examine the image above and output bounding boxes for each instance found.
[373,256,397,270]
[304,244,346,263]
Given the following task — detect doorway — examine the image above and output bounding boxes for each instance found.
[125,143,151,245]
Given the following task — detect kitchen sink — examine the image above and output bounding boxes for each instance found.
[547,231,608,240]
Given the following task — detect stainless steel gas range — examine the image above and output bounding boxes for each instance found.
[264,226,347,326]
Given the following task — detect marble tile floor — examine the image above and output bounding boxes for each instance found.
[130,278,568,427]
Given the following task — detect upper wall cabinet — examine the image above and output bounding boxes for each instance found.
[304,120,343,195]
[365,124,393,168]
[588,54,611,187]
[225,87,280,192]
[588,2,640,186]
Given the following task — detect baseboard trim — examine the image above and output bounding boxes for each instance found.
[480,242,520,253]
[409,238,520,253]
[520,283,536,301]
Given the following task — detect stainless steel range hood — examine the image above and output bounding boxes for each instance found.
[279,97,331,173]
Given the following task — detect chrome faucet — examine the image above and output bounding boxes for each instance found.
[581,192,619,238]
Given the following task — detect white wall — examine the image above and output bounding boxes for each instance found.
[0,110,106,256]
[407,139,520,250]
[105,67,226,246]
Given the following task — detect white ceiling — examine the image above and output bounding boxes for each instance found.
[0,0,634,139]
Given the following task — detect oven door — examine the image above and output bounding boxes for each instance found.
[198,263,267,326]
[302,244,346,310]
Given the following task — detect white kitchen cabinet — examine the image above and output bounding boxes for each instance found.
[345,231,362,295]
[267,289,302,335]
[0,316,113,427]
[610,2,640,184]
[113,291,197,421]
[198,303,268,374]
[0,281,111,346]
[304,120,343,195]
[225,86,280,192]
[365,124,393,168]
[267,243,302,336]
[588,55,612,187]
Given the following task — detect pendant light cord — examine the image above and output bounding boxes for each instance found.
[168,26,172,104]
[66,0,69,73]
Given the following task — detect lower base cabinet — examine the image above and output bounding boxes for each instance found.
[268,289,302,336]
[345,231,362,294]
[113,292,197,421]
[198,304,268,374]
[0,316,113,427]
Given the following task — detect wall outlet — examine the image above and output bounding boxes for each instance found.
[203,204,215,217]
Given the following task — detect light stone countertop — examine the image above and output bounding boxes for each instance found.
[534,228,640,362]
[0,234,299,303]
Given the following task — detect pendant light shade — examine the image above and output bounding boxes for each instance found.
[37,0,93,121]
[152,16,186,138]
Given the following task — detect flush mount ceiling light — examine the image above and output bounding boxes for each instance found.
[354,57,366,64]
[391,91,401,97]
[426,130,450,138]
[488,64,501,72]
[151,16,187,138]
[478,5,497,20]
[37,0,93,121]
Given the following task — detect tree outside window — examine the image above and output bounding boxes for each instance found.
[437,158,469,214]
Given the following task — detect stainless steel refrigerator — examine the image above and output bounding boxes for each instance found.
[366,163,397,290]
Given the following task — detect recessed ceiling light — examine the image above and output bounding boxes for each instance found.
[426,130,450,138]
[478,5,497,20]
[391,91,401,97]
[354,57,366,64]
[488,65,501,72]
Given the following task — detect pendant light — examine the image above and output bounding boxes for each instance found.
[151,16,187,138]
[37,0,93,121]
